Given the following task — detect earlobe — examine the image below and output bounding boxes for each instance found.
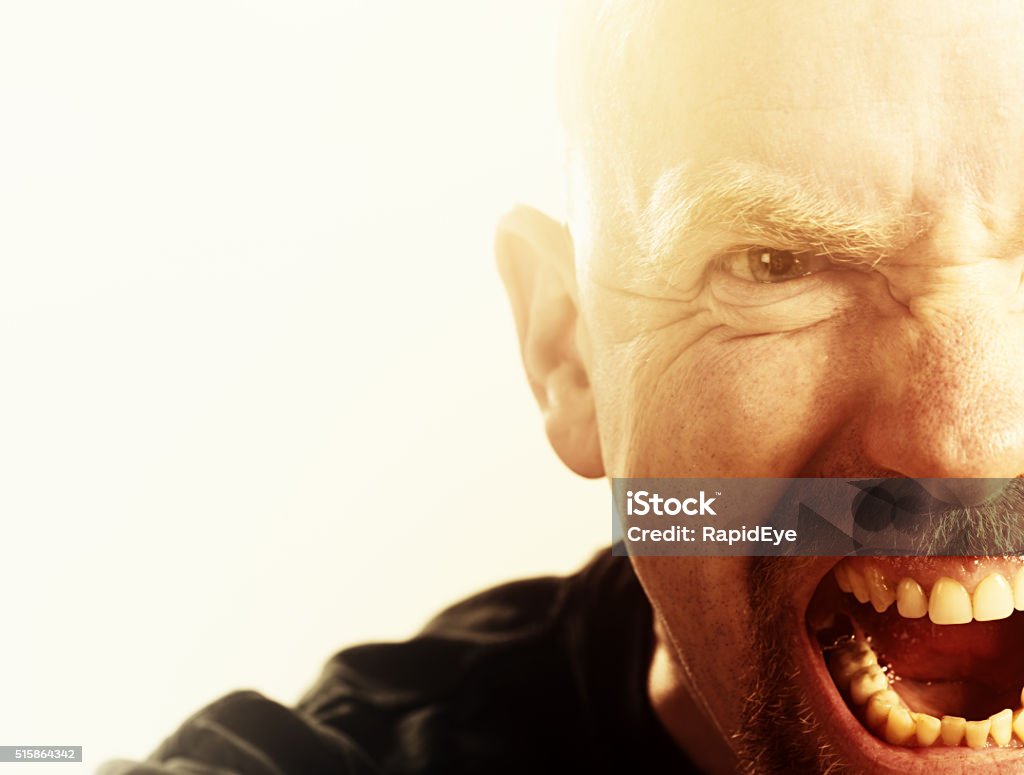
[495,206,604,479]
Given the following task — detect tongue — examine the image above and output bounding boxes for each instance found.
[854,604,1024,718]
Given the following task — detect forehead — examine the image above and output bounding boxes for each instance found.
[572,2,1024,232]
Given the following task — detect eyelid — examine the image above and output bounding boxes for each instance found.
[707,255,858,330]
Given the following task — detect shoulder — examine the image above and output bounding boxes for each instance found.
[300,548,639,712]
[295,548,645,770]
[98,690,376,774]
[100,549,646,775]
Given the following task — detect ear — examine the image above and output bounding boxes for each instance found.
[495,205,604,478]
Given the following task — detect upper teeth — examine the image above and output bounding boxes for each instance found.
[834,562,1024,624]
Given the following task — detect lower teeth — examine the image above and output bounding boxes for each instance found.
[827,638,1024,749]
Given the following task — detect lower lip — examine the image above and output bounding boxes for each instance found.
[795,615,1024,773]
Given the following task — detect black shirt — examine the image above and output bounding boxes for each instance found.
[99,548,698,774]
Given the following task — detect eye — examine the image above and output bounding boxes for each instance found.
[737,247,831,283]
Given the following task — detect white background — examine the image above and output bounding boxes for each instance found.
[0,2,608,770]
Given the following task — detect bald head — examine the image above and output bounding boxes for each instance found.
[558,1,1024,278]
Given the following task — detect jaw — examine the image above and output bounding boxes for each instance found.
[793,557,1024,774]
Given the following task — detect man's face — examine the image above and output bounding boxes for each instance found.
[567,2,1024,772]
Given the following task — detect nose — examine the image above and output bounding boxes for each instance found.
[861,275,1024,482]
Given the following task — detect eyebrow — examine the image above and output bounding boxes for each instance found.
[638,161,928,271]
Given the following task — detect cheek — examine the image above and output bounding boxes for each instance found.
[623,322,858,477]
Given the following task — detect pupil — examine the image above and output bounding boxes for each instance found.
[769,250,794,274]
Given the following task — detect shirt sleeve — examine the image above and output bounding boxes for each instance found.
[96,690,378,775]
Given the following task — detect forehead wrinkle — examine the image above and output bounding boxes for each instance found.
[639,161,930,274]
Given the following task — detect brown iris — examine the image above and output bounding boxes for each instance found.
[747,247,813,283]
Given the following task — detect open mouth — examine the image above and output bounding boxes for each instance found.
[807,558,1024,751]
